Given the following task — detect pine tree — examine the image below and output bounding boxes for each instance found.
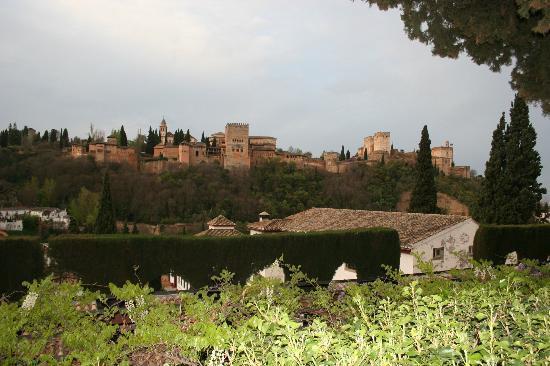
[476,113,507,223]
[145,127,157,155]
[42,130,49,142]
[119,125,128,146]
[49,129,58,143]
[95,172,116,234]
[409,125,438,213]
[500,95,546,224]
[339,145,345,161]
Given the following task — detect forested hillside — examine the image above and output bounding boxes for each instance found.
[0,147,480,224]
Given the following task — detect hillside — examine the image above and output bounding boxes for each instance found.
[0,147,480,224]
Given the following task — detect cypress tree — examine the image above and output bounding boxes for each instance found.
[145,127,156,155]
[409,125,438,213]
[119,125,128,146]
[346,150,351,160]
[95,172,116,234]
[476,113,507,223]
[501,95,546,224]
[185,129,191,142]
[363,149,368,161]
[49,129,58,143]
[0,130,7,147]
[339,145,345,161]
[42,130,49,142]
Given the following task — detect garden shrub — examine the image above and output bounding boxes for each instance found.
[0,237,44,297]
[48,229,400,289]
[473,224,550,264]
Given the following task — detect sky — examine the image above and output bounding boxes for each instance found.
[0,0,548,197]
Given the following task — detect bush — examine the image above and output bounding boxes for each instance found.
[0,237,44,297]
[473,224,550,264]
[48,229,400,289]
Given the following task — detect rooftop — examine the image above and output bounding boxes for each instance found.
[207,215,236,227]
[195,228,242,237]
[249,208,470,247]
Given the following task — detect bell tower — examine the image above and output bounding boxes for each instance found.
[159,118,167,145]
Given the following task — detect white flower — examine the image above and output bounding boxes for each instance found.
[21,292,38,310]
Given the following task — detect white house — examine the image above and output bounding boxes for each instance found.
[248,207,478,275]
[0,220,23,231]
[0,207,70,230]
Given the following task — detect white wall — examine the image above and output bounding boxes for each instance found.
[409,218,479,274]
[400,252,414,274]
[0,220,23,231]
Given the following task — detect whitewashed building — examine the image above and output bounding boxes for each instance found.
[0,207,70,230]
[248,207,478,275]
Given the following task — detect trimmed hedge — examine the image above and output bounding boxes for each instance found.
[0,237,44,296]
[48,229,400,289]
[473,224,550,264]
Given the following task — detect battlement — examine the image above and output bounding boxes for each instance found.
[226,122,249,128]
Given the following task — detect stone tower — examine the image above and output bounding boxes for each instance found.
[159,118,167,145]
[373,132,391,153]
[224,123,250,169]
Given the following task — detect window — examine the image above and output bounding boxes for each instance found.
[433,247,444,260]
[195,151,199,157]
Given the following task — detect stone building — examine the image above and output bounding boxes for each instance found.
[357,132,391,162]
[432,141,471,178]
[71,134,138,168]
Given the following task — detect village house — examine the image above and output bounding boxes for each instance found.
[248,207,478,275]
[195,215,242,237]
[0,207,70,230]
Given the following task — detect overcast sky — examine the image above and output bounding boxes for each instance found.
[1,0,548,196]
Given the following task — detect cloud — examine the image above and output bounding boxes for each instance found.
[0,0,548,196]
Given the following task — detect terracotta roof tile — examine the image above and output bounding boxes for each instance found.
[207,215,236,227]
[281,208,469,246]
[195,228,242,237]
[248,208,469,246]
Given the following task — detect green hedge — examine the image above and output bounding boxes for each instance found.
[48,229,400,289]
[0,237,44,296]
[473,224,550,264]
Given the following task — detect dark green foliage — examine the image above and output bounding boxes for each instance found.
[22,215,39,235]
[185,129,191,142]
[473,225,550,264]
[500,95,546,224]
[346,150,351,160]
[0,237,44,296]
[0,129,7,147]
[339,145,345,161]
[145,127,160,155]
[94,172,116,234]
[173,129,185,145]
[48,229,400,289]
[41,130,49,142]
[476,113,507,223]
[49,129,58,144]
[361,0,550,115]
[363,149,368,160]
[119,125,128,147]
[409,125,437,213]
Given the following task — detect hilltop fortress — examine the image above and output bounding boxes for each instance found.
[71,119,470,178]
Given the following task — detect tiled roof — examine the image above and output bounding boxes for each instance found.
[282,208,469,246]
[248,208,470,246]
[195,228,242,237]
[248,219,291,232]
[208,215,236,227]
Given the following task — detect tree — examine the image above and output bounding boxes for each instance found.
[0,129,7,147]
[119,125,128,147]
[500,95,546,223]
[346,150,351,160]
[476,113,507,223]
[363,149,368,161]
[59,128,69,149]
[39,178,57,207]
[409,125,437,213]
[95,172,116,234]
[145,126,160,155]
[49,129,58,144]
[41,130,49,142]
[185,129,191,142]
[339,145,346,161]
[69,187,100,231]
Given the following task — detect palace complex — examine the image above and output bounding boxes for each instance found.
[71,118,470,178]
